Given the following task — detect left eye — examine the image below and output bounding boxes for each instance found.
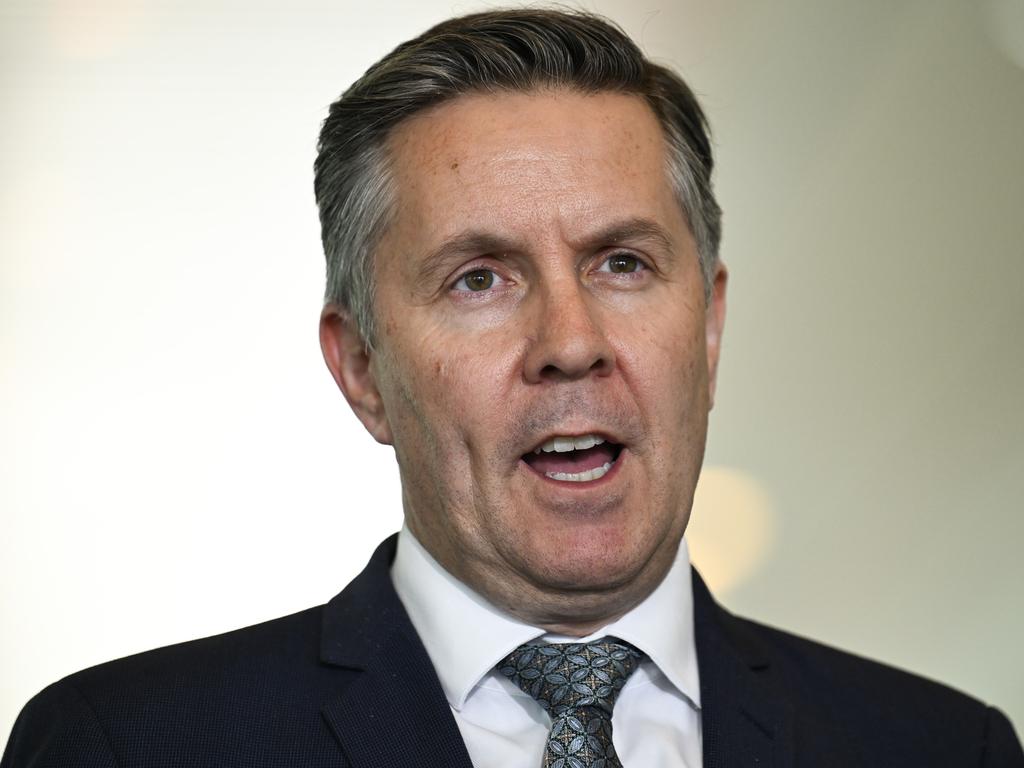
[598,253,644,274]
[453,268,501,292]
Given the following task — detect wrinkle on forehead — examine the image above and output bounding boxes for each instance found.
[381,89,680,272]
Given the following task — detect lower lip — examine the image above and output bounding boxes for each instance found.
[520,448,627,488]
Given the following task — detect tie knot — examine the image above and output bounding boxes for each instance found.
[498,638,644,718]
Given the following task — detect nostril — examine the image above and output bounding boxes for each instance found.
[539,363,561,378]
[533,351,614,382]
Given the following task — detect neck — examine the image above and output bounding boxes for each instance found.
[536,616,626,638]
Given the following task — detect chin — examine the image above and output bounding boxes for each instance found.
[516,536,656,594]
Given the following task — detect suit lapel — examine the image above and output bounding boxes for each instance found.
[692,569,796,768]
[319,536,474,768]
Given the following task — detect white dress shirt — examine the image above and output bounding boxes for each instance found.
[391,527,703,767]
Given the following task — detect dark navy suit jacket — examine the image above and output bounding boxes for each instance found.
[4,536,1022,767]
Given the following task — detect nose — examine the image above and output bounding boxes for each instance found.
[522,276,616,384]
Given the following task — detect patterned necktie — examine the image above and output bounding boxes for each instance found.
[498,637,644,768]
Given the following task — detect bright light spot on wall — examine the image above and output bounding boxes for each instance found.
[686,465,774,596]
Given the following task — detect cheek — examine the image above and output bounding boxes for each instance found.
[624,303,706,386]
[381,328,506,455]
[615,303,709,449]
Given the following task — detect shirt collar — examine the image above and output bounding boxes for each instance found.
[390,525,700,711]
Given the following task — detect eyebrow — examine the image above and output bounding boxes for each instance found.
[415,217,677,284]
[416,232,519,284]
[586,218,676,254]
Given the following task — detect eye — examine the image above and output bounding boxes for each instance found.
[452,268,501,292]
[598,252,645,274]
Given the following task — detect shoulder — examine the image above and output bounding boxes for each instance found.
[70,604,326,705]
[737,612,975,706]
[727,611,1023,765]
[2,606,347,768]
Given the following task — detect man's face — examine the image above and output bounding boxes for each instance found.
[322,89,726,631]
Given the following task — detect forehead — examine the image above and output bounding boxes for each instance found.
[386,88,664,172]
[381,89,684,254]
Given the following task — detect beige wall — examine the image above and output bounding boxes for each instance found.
[2,0,1022,740]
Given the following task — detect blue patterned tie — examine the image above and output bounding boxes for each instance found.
[498,638,644,768]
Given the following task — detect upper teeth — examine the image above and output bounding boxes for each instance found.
[534,434,605,454]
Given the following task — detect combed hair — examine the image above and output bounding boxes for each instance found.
[315,8,722,343]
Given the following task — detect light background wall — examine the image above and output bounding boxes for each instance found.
[2,0,1022,742]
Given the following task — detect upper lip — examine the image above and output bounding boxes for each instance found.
[522,429,623,457]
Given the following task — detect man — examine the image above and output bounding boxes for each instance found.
[3,8,1021,768]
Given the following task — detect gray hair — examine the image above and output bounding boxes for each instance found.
[315,8,722,344]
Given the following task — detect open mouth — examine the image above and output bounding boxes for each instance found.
[521,434,624,483]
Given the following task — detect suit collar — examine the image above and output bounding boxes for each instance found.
[319,535,474,768]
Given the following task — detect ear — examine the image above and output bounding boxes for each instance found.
[705,261,728,409]
[319,305,393,445]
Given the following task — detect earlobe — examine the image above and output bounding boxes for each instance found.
[319,306,394,445]
[705,262,728,409]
